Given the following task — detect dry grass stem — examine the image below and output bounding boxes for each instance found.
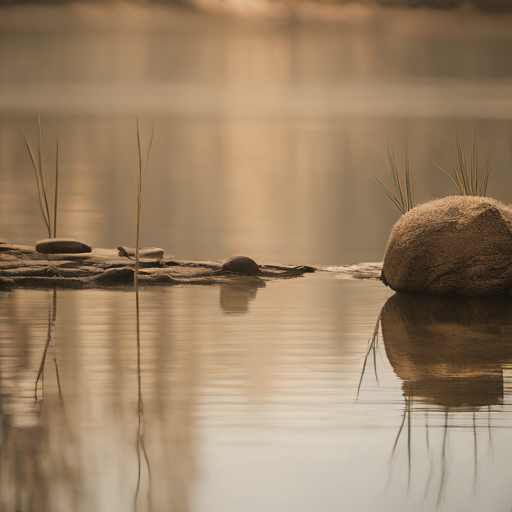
[370,146,414,214]
[436,130,493,197]
[135,119,154,286]
[22,112,60,238]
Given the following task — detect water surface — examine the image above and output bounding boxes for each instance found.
[2,276,512,511]
[2,6,512,512]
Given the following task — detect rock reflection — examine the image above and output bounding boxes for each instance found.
[374,293,512,506]
[219,277,266,315]
[381,293,512,407]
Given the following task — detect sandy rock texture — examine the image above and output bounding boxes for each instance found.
[382,196,512,296]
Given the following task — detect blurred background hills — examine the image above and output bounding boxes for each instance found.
[1,0,511,14]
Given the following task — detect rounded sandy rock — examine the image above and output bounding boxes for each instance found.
[221,255,260,276]
[382,196,512,296]
[36,238,92,254]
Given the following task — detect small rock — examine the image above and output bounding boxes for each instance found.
[221,256,260,276]
[117,246,165,259]
[36,238,92,254]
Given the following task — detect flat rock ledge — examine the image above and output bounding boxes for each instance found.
[0,244,319,290]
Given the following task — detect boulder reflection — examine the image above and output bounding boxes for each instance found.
[375,292,512,505]
[381,293,512,408]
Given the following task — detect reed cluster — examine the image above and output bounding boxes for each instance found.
[436,131,493,197]
[371,132,494,214]
[22,113,59,239]
[370,146,414,214]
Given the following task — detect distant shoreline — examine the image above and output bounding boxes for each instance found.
[0,0,512,28]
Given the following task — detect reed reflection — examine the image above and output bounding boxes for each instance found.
[134,285,152,511]
[0,289,78,512]
[35,288,62,402]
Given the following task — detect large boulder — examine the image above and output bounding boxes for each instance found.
[382,196,512,295]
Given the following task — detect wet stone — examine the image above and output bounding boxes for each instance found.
[36,238,92,254]
[222,256,260,276]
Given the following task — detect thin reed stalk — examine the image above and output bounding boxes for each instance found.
[134,119,154,288]
[133,118,153,509]
[370,146,414,214]
[436,130,493,197]
[54,141,59,238]
[22,113,60,238]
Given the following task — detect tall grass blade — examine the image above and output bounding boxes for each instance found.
[472,130,478,195]
[405,150,414,212]
[446,151,464,193]
[134,119,153,288]
[143,125,154,183]
[438,131,493,197]
[137,119,143,184]
[369,147,414,214]
[435,164,462,194]
[37,112,52,231]
[53,139,59,238]
[455,131,469,194]
[369,174,405,214]
[22,129,51,237]
[388,146,405,209]
[483,148,493,196]
[136,121,141,287]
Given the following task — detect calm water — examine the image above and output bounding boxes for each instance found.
[3,277,512,511]
[2,5,512,512]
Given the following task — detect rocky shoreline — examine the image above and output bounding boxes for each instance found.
[0,241,384,290]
